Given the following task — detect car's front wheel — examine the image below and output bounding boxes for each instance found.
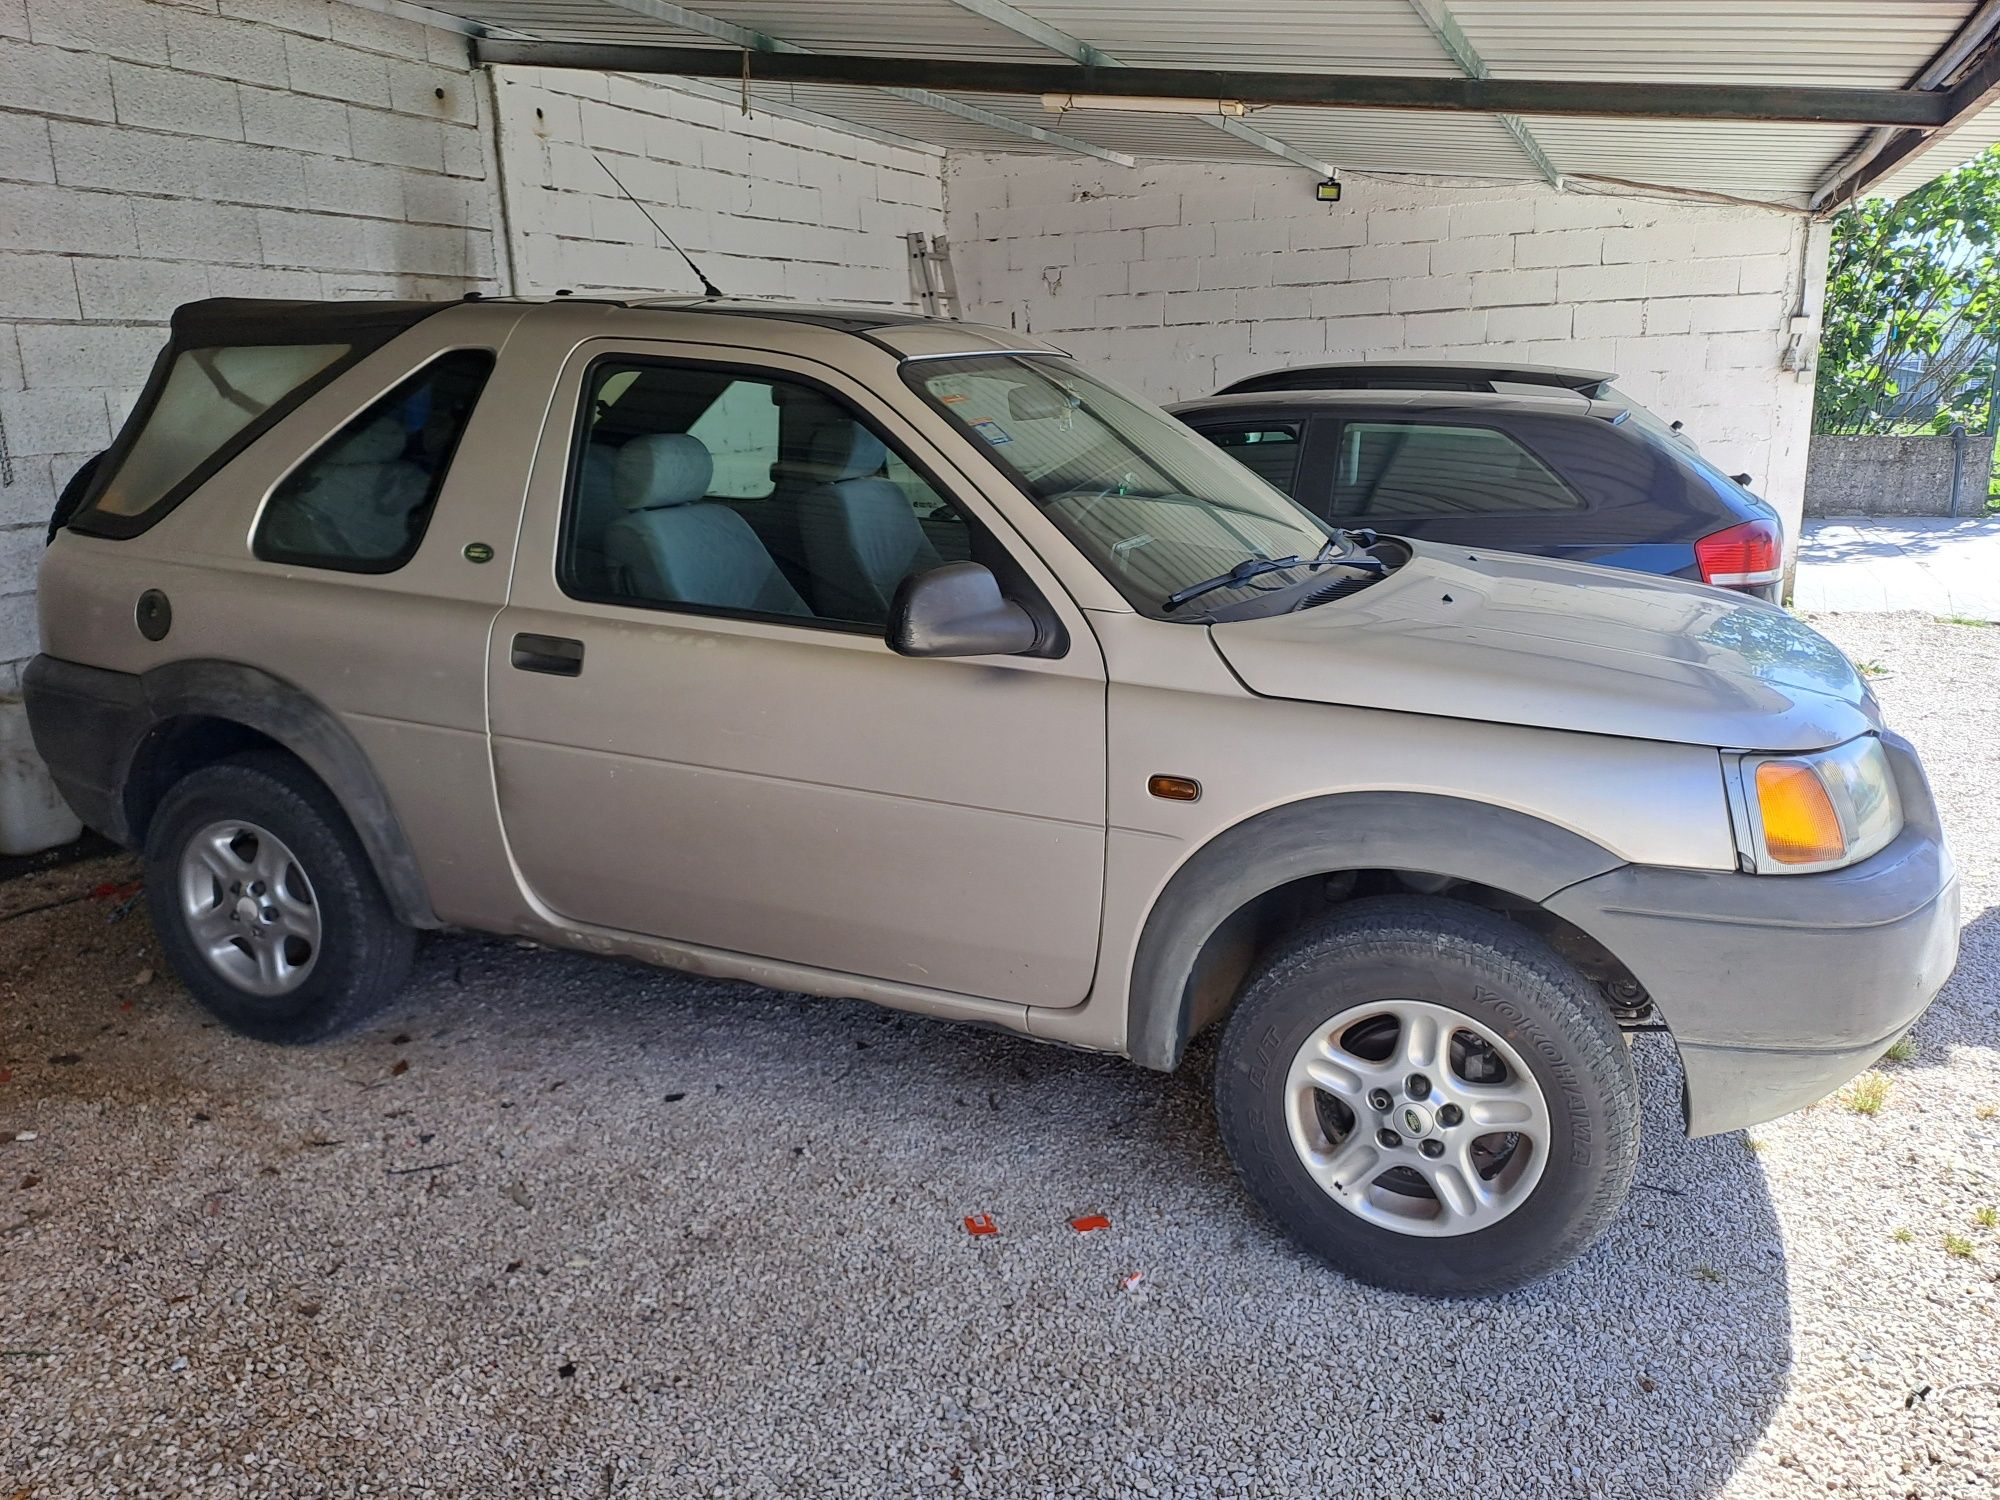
[144,750,415,1043]
[1214,897,1640,1295]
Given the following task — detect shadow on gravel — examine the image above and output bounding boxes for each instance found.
[2,875,1798,1497]
[365,930,1797,1498]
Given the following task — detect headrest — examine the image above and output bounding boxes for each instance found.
[333,416,408,466]
[613,433,713,511]
[809,422,887,483]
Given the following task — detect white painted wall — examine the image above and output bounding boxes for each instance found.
[945,155,1823,555]
[0,0,505,681]
[488,66,944,305]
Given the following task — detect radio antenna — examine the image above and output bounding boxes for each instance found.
[594,153,723,299]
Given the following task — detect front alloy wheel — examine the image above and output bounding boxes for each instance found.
[1215,897,1640,1295]
[1285,999,1548,1236]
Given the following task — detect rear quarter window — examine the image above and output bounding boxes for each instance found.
[1330,421,1585,519]
[88,344,352,522]
[63,300,449,541]
[253,349,494,574]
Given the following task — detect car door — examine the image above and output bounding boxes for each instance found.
[486,338,1109,1009]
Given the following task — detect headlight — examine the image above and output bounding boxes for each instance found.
[1728,735,1903,873]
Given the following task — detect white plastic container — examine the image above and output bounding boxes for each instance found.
[0,694,83,856]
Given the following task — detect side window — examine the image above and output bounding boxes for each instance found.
[1330,422,1584,519]
[1193,422,1304,495]
[562,359,972,630]
[254,350,492,572]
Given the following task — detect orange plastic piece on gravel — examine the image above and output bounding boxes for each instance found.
[1069,1214,1111,1233]
[963,1213,997,1236]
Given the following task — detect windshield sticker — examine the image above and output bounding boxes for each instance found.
[938,393,969,404]
[971,419,1013,445]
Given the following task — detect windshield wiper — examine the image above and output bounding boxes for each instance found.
[1308,527,1386,573]
[1162,555,1304,612]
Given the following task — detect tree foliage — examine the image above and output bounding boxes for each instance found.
[1815,146,2000,435]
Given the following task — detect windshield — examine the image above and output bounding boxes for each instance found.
[904,354,1335,617]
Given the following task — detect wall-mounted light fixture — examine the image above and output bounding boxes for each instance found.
[1041,93,1248,117]
[1316,177,1343,202]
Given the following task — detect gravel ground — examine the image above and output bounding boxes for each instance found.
[2,611,1996,1499]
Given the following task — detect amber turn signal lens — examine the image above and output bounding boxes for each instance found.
[1147,774,1201,802]
[1755,761,1845,865]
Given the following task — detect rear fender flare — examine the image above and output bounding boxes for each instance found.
[134,660,439,928]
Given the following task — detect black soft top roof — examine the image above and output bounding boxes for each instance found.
[167,297,452,347]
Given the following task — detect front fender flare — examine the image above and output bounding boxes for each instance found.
[1125,791,1624,1070]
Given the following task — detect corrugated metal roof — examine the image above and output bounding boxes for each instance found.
[685,0,1063,61]
[1012,0,1465,74]
[1520,116,1873,199]
[1245,107,1540,180]
[1450,1,1971,87]
[1871,109,2000,196]
[395,0,1991,203]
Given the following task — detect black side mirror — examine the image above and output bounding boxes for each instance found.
[887,562,1039,658]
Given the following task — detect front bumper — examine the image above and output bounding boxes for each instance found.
[1547,734,1958,1137]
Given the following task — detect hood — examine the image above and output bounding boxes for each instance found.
[1208,544,1875,750]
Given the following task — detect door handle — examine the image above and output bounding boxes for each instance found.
[511,632,584,677]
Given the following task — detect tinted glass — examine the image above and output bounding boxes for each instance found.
[90,343,350,519]
[904,355,1331,617]
[1331,422,1584,519]
[1196,423,1304,493]
[254,350,492,572]
[563,360,971,628]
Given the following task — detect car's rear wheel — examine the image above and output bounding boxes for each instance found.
[144,751,415,1042]
[1214,897,1639,1295]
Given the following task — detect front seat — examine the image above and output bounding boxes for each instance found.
[799,422,942,623]
[603,433,810,617]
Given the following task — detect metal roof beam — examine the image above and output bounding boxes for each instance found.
[1402,0,1560,186]
[937,0,1332,174]
[1814,38,2000,207]
[1811,0,2000,209]
[470,42,1965,129]
[588,0,1133,165]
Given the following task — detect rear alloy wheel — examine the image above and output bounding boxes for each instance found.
[1215,897,1639,1295]
[177,818,323,998]
[145,751,415,1043]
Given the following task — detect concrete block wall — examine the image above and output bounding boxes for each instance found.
[1805,432,1997,518]
[0,21,946,684]
[489,67,944,304]
[946,155,1823,551]
[0,0,506,678]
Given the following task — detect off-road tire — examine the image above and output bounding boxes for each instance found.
[1214,896,1640,1295]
